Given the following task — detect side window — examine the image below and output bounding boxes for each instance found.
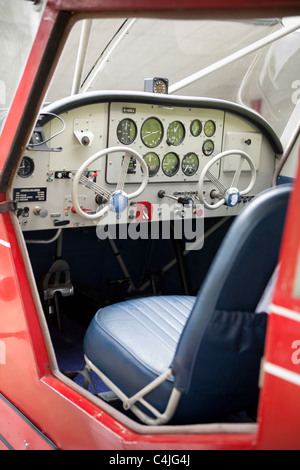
[0,0,44,134]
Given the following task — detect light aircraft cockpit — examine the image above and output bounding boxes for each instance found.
[6,13,300,428]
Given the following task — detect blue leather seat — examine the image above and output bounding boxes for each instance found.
[83,184,291,424]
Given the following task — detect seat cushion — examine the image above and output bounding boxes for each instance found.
[83,295,195,404]
[84,295,195,375]
[84,298,267,424]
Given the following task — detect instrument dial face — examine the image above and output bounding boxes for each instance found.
[153,78,168,94]
[144,152,160,177]
[204,120,216,137]
[17,156,35,178]
[182,152,199,176]
[202,139,214,156]
[162,152,180,177]
[167,121,185,146]
[190,119,202,137]
[117,118,137,144]
[141,117,163,148]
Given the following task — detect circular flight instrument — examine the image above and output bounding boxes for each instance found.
[153,78,168,94]
[162,152,180,177]
[167,121,185,145]
[141,117,163,148]
[204,120,216,137]
[17,156,35,178]
[117,118,137,145]
[182,152,199,176]
[144,152,160,177]
[202,139,214,156]
[190,119,202,137]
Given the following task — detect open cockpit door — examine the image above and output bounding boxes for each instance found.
[0,0,300,450]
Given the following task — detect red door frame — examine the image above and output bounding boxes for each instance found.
[256,152,300,449]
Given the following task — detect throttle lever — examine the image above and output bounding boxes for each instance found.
[158,190,193,206]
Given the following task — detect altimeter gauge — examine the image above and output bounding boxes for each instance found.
[167,121,185,146]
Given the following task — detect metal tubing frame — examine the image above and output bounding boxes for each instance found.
[84,355,182,425]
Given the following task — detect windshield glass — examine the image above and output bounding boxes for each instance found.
[0,0,44,134]
[44,16,300,139]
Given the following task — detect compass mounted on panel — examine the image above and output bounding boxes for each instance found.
[144,77,169,94]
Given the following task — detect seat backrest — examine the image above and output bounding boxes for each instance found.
[172,184,291,395]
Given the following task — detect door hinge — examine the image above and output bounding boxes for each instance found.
[0,200,17,214]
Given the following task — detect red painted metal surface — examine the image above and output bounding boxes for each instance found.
[49,0,300,12]
[0,392,55,450]
[255,153,300,449]
[0,441,9,451]
[0,0,299,450]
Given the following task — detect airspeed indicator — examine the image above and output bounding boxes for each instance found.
[141,117,163,148]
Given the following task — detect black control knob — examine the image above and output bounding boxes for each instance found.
[53,219,70,227]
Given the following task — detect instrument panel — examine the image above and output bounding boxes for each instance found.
[12,92,281,232]
[107,103,223,184]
